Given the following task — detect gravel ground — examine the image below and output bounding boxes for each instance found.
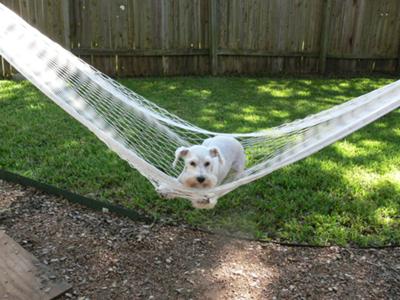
[0,179,399,300]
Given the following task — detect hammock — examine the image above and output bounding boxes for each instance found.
[1,3,399,208]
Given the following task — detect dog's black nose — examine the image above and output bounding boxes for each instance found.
[196,176,206,183]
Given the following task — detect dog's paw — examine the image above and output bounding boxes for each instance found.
[156,184,176,199]
[191,197,217,209]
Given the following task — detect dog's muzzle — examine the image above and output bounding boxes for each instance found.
[196,176,206,183]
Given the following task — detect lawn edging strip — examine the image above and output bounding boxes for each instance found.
[0,168,153,224]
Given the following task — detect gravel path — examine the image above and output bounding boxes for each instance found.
[0,179,399,300]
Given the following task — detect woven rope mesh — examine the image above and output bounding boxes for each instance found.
[1,3,399,202]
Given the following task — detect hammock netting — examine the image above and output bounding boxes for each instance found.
[1,4,399,207]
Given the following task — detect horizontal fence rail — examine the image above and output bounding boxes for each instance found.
[1,0,400,77]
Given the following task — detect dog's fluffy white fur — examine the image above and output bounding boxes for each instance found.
[173,136,246,190]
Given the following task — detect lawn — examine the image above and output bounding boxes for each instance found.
[0,76,399,247]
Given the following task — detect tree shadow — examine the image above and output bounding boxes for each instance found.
[195,237,399,299]
[119,77,395,132]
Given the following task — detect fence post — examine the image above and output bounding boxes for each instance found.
[61,0,71,49]
[319,0,332,74]
[161,0,169,75]
[397,34,400,74]
[209,0,218,75]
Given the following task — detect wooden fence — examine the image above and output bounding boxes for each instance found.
[1,0,400,78]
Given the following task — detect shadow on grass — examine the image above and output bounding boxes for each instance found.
[120,77,394,132]
[0,77,399,246]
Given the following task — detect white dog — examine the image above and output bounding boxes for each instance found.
[173,136,246,189]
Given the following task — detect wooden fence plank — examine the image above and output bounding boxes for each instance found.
[209,0,218,75]
[61,0,71,49]
[319,0,332,74]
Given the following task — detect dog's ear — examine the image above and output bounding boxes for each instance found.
[173,147,189,168]
[209,147,224,165]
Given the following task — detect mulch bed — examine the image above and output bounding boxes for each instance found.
[0,179,399,300]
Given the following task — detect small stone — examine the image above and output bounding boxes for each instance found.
[344,273,354,279]
[281,288,289,295]
[102,207,109,213]
[250,282,258,287]
[250,272,258,279]
[234,269,244,276]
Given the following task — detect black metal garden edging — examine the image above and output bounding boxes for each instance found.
[0,168,398,249]
[0,168,153,224]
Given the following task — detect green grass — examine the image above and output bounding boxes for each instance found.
[1,76,399,247]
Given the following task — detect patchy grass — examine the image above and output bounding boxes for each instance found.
[0,77,399,246]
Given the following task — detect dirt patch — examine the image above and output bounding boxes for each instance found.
[0,179,399,299]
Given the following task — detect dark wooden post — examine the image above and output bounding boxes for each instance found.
[61,0,71,50]
[209,0,218,75]
[397,33,400,74]
[161,0,169,75]
[1,57,5,78]
[319,0,332,74]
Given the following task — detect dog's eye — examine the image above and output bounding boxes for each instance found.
[204,162,210,167]
[190,161,196,167]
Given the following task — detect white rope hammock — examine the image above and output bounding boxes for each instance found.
[1,3,399,208]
